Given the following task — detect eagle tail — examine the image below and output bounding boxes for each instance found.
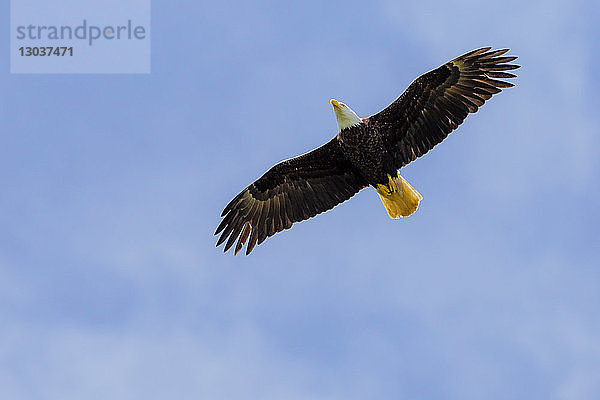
[375,174,422,218]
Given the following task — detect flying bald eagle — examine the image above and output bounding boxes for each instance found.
[215,47,519,255]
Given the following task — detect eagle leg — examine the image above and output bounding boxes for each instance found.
[375,173,423,219]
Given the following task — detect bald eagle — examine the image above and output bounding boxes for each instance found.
[215,47,519,255]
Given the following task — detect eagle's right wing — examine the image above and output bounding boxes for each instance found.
[367,47,519,169]
[215,138,367,255]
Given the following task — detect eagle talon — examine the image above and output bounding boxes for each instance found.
[387,175,397,193]
[379,185,392,196]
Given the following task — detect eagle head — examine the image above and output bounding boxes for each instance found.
[330,99,362,131]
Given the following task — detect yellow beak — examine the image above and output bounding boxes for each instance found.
[330,99,342,110]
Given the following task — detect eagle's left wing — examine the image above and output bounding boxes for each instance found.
[367,47,519,169]
[215,138,368,255]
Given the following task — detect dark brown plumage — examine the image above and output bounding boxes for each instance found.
[215,47,519,255]
[368,47,519,171]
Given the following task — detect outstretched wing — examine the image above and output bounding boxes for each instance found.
[215,138,367,255]
[367,47,519,169]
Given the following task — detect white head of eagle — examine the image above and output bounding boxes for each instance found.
[330,99,362,131]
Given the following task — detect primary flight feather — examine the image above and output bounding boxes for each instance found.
[215,47,519,255]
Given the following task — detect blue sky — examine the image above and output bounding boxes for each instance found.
[1,0,600,399]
